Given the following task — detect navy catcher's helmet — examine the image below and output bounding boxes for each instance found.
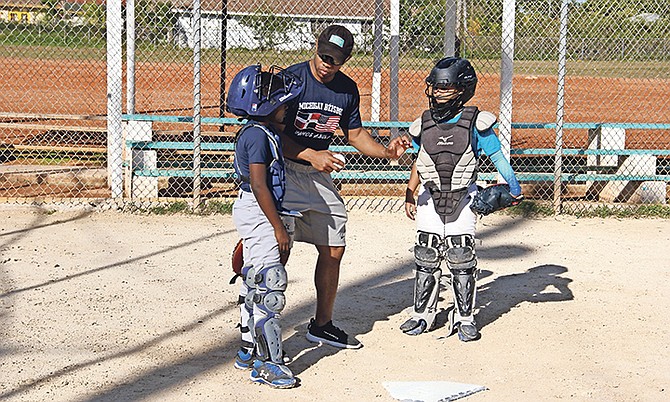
[226,64,303,118]
[425,57,478,122]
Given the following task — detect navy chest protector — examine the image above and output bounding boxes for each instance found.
[234,123,285,209]
[416,106,479,220]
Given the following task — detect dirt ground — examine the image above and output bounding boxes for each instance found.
[0,205,668,401]
[3,57,669,125]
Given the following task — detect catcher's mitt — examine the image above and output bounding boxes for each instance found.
[470,183,523,216]
[229,238,244,284]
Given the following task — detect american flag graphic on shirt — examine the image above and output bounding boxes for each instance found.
[294,111,341,133]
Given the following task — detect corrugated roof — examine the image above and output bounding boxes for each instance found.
[1,0,386,17]
[66,0,105,5]
[0,0,44,7]
[173,0,388,18]
[0,0,105,7]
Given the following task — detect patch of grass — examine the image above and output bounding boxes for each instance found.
[199,200,234,215]
[505,200,555,217]
[501,200,670,219]
[574,204,670,219]
[148,201,190,215]
[140,200,234,215]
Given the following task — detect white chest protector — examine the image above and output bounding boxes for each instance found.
[415,106,479,219]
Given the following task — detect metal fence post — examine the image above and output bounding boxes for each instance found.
[219,0,228,121]
[499,0,515,168]
[126,0,136,115]
[192,0,202,209]
[371,0,383,127]
[106,0,123,199]
[554,0,569,214]
[444,0,456,57]
[389,0,400,138]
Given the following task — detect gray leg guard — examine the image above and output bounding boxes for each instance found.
[445,234,480,341]
[252,263,288,363]
[401,231,443,336]
[238,264,256,348]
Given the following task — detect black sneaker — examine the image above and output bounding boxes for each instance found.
[306,319,362,349]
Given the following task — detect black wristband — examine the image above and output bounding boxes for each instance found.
[405,188,415,203]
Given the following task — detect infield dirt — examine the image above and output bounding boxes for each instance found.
[0,206,668,401]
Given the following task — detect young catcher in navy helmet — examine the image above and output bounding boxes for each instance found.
[227,64,303,388]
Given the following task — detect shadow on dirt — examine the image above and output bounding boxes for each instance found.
[0,214,573,399]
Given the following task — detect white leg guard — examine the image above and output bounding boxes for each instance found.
[252,263,288,363]
[238,264,256,349]
[445,234,480,341]
[401,231,443,335]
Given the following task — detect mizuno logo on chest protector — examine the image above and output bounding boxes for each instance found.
[437,135,454,145]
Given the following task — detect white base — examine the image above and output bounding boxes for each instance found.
[383,380,487,402]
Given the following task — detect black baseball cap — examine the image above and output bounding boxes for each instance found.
[317,25,354,66]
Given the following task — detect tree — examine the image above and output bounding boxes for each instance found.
[40,0,61,25]
[571,0,670,39]
[239,6,297,51]
[135,0,177,44]
[81,2,105,28]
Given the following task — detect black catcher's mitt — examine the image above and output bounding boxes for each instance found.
[470,184,523,216]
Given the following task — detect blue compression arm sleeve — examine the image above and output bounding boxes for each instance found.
[488,150,522,196]
[476,126,522,196]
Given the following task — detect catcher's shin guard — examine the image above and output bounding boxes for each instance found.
[252,263,288,363]
[238,264,256,347]
[401,231,443,336]
[445,234,480,341]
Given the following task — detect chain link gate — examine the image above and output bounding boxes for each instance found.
[500,0,670,214]
[1,0,668,213]
[0,2,108,202]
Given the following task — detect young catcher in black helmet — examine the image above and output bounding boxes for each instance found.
[402,57,524,342]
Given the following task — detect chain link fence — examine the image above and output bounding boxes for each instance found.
[1,0,668,213]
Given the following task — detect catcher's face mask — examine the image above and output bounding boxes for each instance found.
[226,64,303,118]
[424,57,478,122]
[428,85,463,103]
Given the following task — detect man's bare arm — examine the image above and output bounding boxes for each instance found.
[279,132,345,173]
[347,126,411,159]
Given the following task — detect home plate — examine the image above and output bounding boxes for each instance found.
[383,381,487,401]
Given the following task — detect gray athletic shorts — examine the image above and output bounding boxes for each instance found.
[282,159,348,247]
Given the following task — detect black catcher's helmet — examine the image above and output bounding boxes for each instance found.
[425,57,478,122]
